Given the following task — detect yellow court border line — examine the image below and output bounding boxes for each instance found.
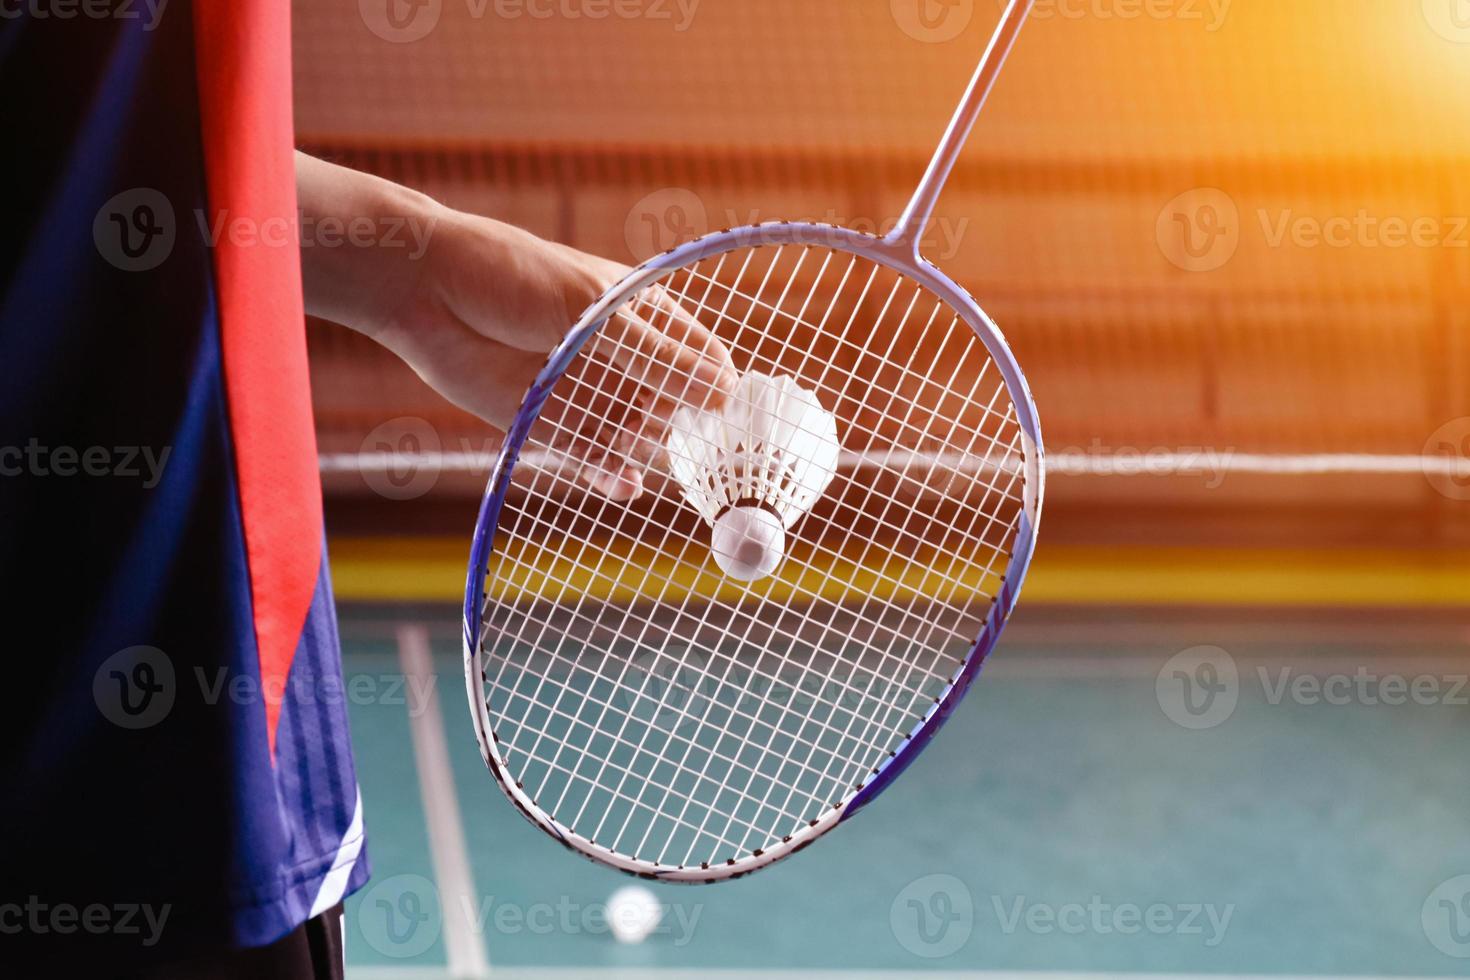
[329,537,1470,609]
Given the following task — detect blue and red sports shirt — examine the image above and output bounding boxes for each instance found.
[0,0,367,963]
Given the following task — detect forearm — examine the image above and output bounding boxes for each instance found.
[291,152,733,457]
[295,151,444,339]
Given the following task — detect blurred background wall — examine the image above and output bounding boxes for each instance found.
[294,0,1470,548]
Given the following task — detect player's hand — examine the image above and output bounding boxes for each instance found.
[298,155,737,500]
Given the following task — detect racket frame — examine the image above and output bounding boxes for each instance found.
[463,221,1044,882]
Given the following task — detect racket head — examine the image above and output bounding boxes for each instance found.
[463,222,1043,882]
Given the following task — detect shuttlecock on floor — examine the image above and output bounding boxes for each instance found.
[666,372,841,582]
[607,884,663,944]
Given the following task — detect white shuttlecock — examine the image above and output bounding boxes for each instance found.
[666,372,841,582]
[606,884,663,944]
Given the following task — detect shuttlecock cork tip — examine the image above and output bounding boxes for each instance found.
[711,505,786,582]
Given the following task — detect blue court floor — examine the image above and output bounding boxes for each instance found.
[337,605,1470,979]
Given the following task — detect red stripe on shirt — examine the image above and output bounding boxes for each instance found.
[193,0,321,758]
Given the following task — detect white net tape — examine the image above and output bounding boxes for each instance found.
[475,243,1029,870]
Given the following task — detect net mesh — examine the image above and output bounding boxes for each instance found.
[475,242,1031,868]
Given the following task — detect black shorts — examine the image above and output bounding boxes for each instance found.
[118,905,345,980]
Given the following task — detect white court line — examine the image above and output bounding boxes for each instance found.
[349,968,1467,980]
[397,624,493,980]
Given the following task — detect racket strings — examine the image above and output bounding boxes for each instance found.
[643,252,1026,854]
[479,242,1028,868]
[486,588,964,848]
[488,249,899,816]
[498,292,1026,612]
[550,244,1024,494]
[498,434,1017,613]
[522,334,1026,562]
[485,638,885,857]
[488,251,1017,858]
[484,657,842,831]
[488,277,1017,852]
[654,266,1022,453]
[488,490,1005,858]
[613,245,1021,465]
[488,528,981,696]
[488,260,1017,681]
[485,608,933,792]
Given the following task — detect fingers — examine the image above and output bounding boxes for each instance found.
[586,462,645,502]
[553,405,651,503]
[643,284,739,407]
[563,288,737,499]
[424,277,736,504]
[589,292,737,417]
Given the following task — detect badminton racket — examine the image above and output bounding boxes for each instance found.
[465,0,1043,881]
